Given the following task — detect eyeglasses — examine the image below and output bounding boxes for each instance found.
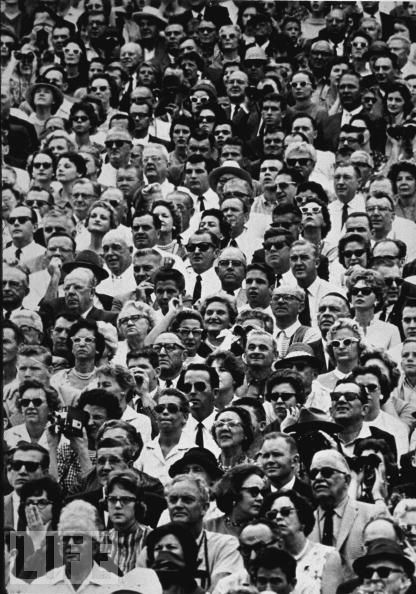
[214,419,242,429]
[291,81,311,88]
[20,398,46,407]
[366,206,392,213]
[241,486,268,498]
[272,293,300,302]
[269,392,296,402]
[360,566,404,579]
[357,383,379,394]
[153,343,183,353]
[330,391,361,402]
[72,115,89,122]
[309,466,345,480]
[329,337,359,348]
[182,381,208,393]
[218,259,245,267]
[105,140,129,149]
[1,41,15,48]
[177,328,203,337]
[200,115,215,123]
[61,534,85,544]
[384,277,404,287]
[71,336,95,344]
[350,286,374,296]
[9,216,32,224]
[300,205,322,215]
[9,460,42,472]
[186,242,214,252]
[286,158,311,167]
[63,47,81,54]
[90,85,110,92]
[264,241,287,251]
[352,41,368,48]
[343,248,366,259]
[32,161,52,169]
[26,199,49,207]
[25,498,51,508]
[107,495,136,506]
[190,96,209,104]
[106,199,121,208]
[154,403,182,414]
[119,314,145,325]
[265,507,297,519]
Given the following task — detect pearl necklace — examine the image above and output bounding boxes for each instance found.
[70,367,96,381]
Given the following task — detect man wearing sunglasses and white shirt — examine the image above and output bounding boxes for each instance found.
[135,388,195,486]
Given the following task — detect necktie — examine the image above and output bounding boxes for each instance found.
[299,289,311,327]
[274,273,282,288]
[198,194,206,212]
[4,310,11,320]
[341,203,349,229]
[229,238,238,248]
[195,422,204,448]
[193,274,202,303]
[322,510,334,546]
[15,247,22,261]
[278,330,290,359]
[165,379,173,388]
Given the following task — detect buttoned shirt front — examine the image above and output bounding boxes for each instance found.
[185,265,222,302]
[183,411,221,456]
[316,495,349,547]
[327,193,366,240]
[134,432,195,485]
[96,264,136,298]
[29,562,119,592]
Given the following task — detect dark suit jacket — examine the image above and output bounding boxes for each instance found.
[4,492,15,528]
[39,298,118,328]
[224,104,261,143]
[172,5,231,30]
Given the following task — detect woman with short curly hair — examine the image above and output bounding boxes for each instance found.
[346,267,401,350]
[199,293,238,353]
[114,300,157,366]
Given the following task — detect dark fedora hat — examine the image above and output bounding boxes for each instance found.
[353,538,415,577]
[62,250,108,282]
[274,343,320,371]
[169,447,223,480]
[283,407,342,435]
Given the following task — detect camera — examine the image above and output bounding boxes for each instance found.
[351,453,381,489]
[387,125,416,141]
[49,406,89,438]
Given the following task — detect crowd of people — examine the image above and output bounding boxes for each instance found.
[2,0,416,593]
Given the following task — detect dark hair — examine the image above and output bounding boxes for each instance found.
[215,463,265,514]
[178,363,220,391]
[260,489,315,536]
[96,420,143,459]
[234,396,267,423]
[146,523,199,575]
[132,210,162,230]
[334,377,368,403]
[213,406,254,451]
[18,344,52,367]
[324,55,351,79]
[296,180,329,204]
[354,437,397,485]
[18,379,60,412]
[350,364,391,404]
[61,37,89,79]
[126,347,160,370]
[388,160,416,194]
[67,319,106,364]
[2,319,24,345]
[69,101,98,134]
[190,228,220,249]
[152,199,182,240]
[106,469,146,522]
[265,370,306,405]
[246,262,275,287]
[77,389,122,419]
[189,127,215,149]
[260,91,287,111]
[200,208,232,240]
[17,476,63,531]
[56,151,87,177]
[359,347,400,390]
[338,232,372,268]
[263,228,294,246]
[47,231,76,253]
[185,152,214,174]
[170,114,194,143]
[170,309,204,332]
[251,547,297,583]
[153,267,185,292]
[301,196,331,238]
[272,201,302,222]
[384,82,413,117]
[206,350,245,388]
[11,442,49,470]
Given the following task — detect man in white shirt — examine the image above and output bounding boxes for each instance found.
[142,143,174,199]
[185,229,222,303]
[184,153,220,213]
[98,128,133,187]
[3,206,46,272]
[327,163,365,244]
[97,229,135,298]
[178,363,221,456]
[215,246,247,300]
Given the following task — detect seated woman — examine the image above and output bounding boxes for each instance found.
[15,476,63,581]
[260,489,342,594]
[205,464,268,538]
[104,469,152,575]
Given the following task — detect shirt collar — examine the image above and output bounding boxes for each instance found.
[278,319,301,338]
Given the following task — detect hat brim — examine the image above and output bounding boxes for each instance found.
[209,166,253,191]
[274,355,321,371]
[27,83,64,113]
[169,455,223,480]
[353,551,415,577]
[132,11,167,27]
[284,419,342,435]
[62,261,109,282]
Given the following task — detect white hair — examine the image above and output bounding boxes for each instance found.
[284,141,316,163]
[58,500,102,540]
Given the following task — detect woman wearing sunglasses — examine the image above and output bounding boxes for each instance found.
[212,406,254,473]
[60,38,89,96]
[135,388,193,487]
[336,232,372,287]
[15,476,63,581]
[205,464,267,540]
[348,30,372,77]
[288,69,328,130]
[346,267,401,350]
[69,101,102,152]
[9,44,38,108]
[4,379,60,450]
[260,490,342,594]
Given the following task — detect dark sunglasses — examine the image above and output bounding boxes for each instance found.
[26,199,49,207]
[241,486,268,498]
[269,392,296,402]
[32,161,52,169]
[330,391,361,402]
[286,158,311,167]
[9,460,42,472]
[90,85,109,92]
[9,216,32,224]
[20,398,45,407]
[265,507,296,519]
[15,51,35,62]
[200,115,215,123]
[384,277,404,287]
[357,383,379,394]
[238,540,275,556]
[72,115,89,122]
[350,286,374,296]
[360,566,404,579]
[217,259,245,267]
[62,535,84,544]
[154,403,182,414]
[343,248,365,259]
[264,241,287,251]
[182,381,208,393]
[105,140,129,148]
[186,242,214,252]
[309,466,345,480]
